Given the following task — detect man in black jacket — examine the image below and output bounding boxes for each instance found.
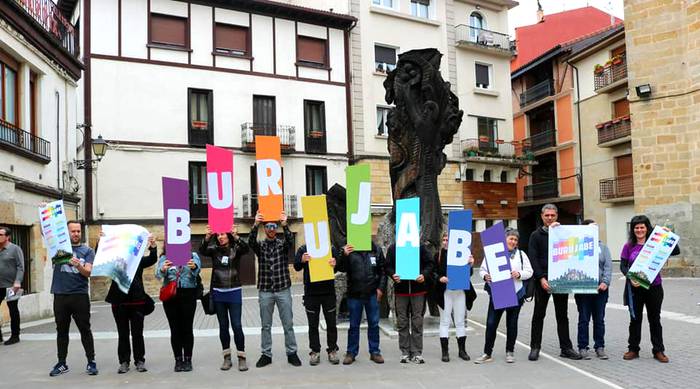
[385,243,434,363]
[528,204,581,361]
[336,242,386,365]
[294,245,339,366]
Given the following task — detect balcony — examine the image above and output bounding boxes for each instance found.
[461,138,536,166]
[597,116,631,146]
[241,123,295,153]
[522,129,556,153]
[594,54,627,93]
[304,130,326,154]
[519,79,554,108]
[455,25,514,57]
[524,180,559,201]
[12,0,80,58]
[0,120,51,163]
[600,175,634,202]
[241,194,299,219]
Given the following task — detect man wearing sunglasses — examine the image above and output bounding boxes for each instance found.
[248,211,301,368]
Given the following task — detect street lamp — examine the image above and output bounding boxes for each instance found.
[75,135,108,169]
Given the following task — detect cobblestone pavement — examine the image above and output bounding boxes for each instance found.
[3,273,699,388]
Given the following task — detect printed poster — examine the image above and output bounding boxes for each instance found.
[255,136,284,221]
[481,222,518,309]
[92,225,150,293]
[162,177,191,266]
[206,144,234,233]
[346,164,372,251]
[548,225,599,294]
[627,226,679,289]
[301,195,335,282]
[38,200,73,264]
[395,197,420,280]
[446,210,472,290]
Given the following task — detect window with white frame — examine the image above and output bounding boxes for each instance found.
[469,11,485,42]
[376,106,391,136]
[475,63,492,89]
[372,0,394,8]
[374,45,397,73]
[411,0,430,19]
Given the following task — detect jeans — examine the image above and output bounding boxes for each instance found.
[54,294,95,363]
[259,288,297,357]
[484,298,522,355]
[574,289,608,350]
[215,301,244,352]
[162,288,196,358]
[530,283,573,350]
[0,288,20,337]
[111,304,146,364]
[628,284,664,353]
[395,294,426,356]
[439,290,466,338]
[346,296,380,357]
[303,294,338,353]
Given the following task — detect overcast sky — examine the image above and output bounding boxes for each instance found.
[507,0,625,35]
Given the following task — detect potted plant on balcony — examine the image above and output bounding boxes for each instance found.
[595,122,606,130]
[308,130,324,138]
[464,144,478,157]
[594,64,604,75]
[611,54,623,66]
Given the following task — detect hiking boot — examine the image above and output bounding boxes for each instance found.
[505,352,515,363]
[221,349,233,371]
[86,361,99,376]
[49,362,69,377]
[287,353,302,367]
[237,353,249,371]
[309,352,320,366]
[560,348,582,360]
[182,357,193,372]
[328,350,340,365]
[174,357,184,372]
[623,351,639,360]
[528,348,540,361]
[342,353,355,365]
[256,355,272,368]
[579,348,591,360]
[400,354,410,363]
[595,347,608,360]
[117,362,129,374]
[474,354,493,364]
[370,353,384,364]
[440,337,450,362]
[653,352,669,363]
[135,361,148,372]
[457,336,470,361]
[411,355,425,364]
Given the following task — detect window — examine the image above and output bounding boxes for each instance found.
[477,117,497,151]
[483,170,491,182]
[188,161,207,218]
[150,13,188,48]
[29,73,37,136]
[215,23,249,56]
[372,0,393,7]
[188,89,213,146]
[375,45,397,73]
[613,98,630,119]
[306,166,328,196]
[3,66,17,125]
[411,0,430,18]
[297,36,328,67]
[304,100,326,154]
[464,168,474,181]
[469,12,485,42]
[253,95,276,132]
[376,106,391,136]
[485,219,494,228]
[500,171,508,183]
[475,63,491,89]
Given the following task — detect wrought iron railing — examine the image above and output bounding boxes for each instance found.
[304,130,326,154]
[524,180,558,201]
[519,79,554,107]
[242,194,298,218]
[455,25,513,54]
[594,54,627,91]
[241,123,296,152]
[13,0,80,57]
[461,138,517,159]
[0,119,51,162]
[523,129,556,152]
[597,116,631,144]
[600,175,634,200]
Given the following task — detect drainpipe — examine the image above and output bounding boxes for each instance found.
[567,60,585,222]
[56,91,61,191]
[344,20,357,164]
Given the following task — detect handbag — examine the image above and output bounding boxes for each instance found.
[519,251,535,302]
[159,269,179,302]
[200,276,216,315]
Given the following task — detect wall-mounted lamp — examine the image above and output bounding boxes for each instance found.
[635,84,652,99]
[75,135,108,170]
[500,200,509,207]
[475,199,485,206]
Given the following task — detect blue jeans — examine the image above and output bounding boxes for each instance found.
[574,289,609,350]
[346,296,380,357]
[484,298,522,355]
[259,288,297,357]
[215,301,244,352]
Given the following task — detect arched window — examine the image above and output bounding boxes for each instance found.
[469,12,485,42]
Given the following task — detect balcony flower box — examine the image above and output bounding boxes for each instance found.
[478,135,490,143]
[192,120,208,129]
[495,139,505,144]
[308,131,324,138]
[594,64,604,75]
[595,122,605,129]
[612,55,623,66]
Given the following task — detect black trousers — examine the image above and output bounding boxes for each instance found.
[530,283,573,350]
[628,284,664,353]
[163,288,196,358]
[112,304,146,364]
[54,294,95,363]
[0,288,20,337]
[303,294,338,353]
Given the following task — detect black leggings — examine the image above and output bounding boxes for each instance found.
[163,288,197,358]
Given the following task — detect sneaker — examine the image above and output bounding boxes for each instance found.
[560,348,583,360]
[400,354,410,363]
[50,362,70,377]
[528,348,540,361]
[653,352,669,363]
[328,350,340,365]
[86,361,99,376]
[135,361,148,372]
[342,353,355,365]
[287,353,302,367]
[595,348,609,360]
[505,352,515,363]
[474,354,493,364]
[117,362,129,374]
[3,336,19,345]
[309,352,320,366]
[370,353,384,364]
[579,348,591,360]
[623,351,639,360]
[411,355,425,364]
[256,355,272,368]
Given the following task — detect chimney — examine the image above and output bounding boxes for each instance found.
[537,0,545,23]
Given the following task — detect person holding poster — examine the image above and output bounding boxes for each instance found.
[294,245,340,365]
[573,219,612,360]
[199,225,250,372]
[248,211,302,368]
[385,243,434,364]
[527,204,582,361]
[336,242,387,365]
[475,228,532,364]
[49,221,98,377]
[620,215,680,363]
[105,234,158,373]
[155,250,201,372]
[0,226,24,345]
[432,233,475,362]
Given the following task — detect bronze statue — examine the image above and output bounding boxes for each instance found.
[382,48,463,253]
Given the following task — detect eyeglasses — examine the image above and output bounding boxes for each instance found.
[264,224,277,230]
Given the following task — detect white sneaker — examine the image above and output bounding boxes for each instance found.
[505,352,515,363]
[411,355,425,364]
[474,354,493,364]
[400,355,410,363]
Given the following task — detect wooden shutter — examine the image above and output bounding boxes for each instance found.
[215,23,248,54]
[297,36,327,65]
[616,154,632,177]
[151,13,187,47]
[613,99,629,118]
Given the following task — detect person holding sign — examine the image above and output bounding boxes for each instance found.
[199,225,250,372]
[105,234,158,374]
[294,245,340,365]
[49,221,98,377]
[155,249,201,372]
[475,228,532,364]
[385,243,434,364]
[620,215,680,363]
[527,204,581,361]
[248,211,302,368]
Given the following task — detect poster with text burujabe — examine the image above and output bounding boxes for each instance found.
[301,195,335,282]
[38,200,72,264]
[547,225,599,294]
[446,210,472,291]
[162,177,191,266]
[481,222,519,309]
[346,164,372,251]
[255,136,284,222]
[207,144,234,233]
[396,197,420,280]
[627,226,679,289]
[93,224,150,293]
